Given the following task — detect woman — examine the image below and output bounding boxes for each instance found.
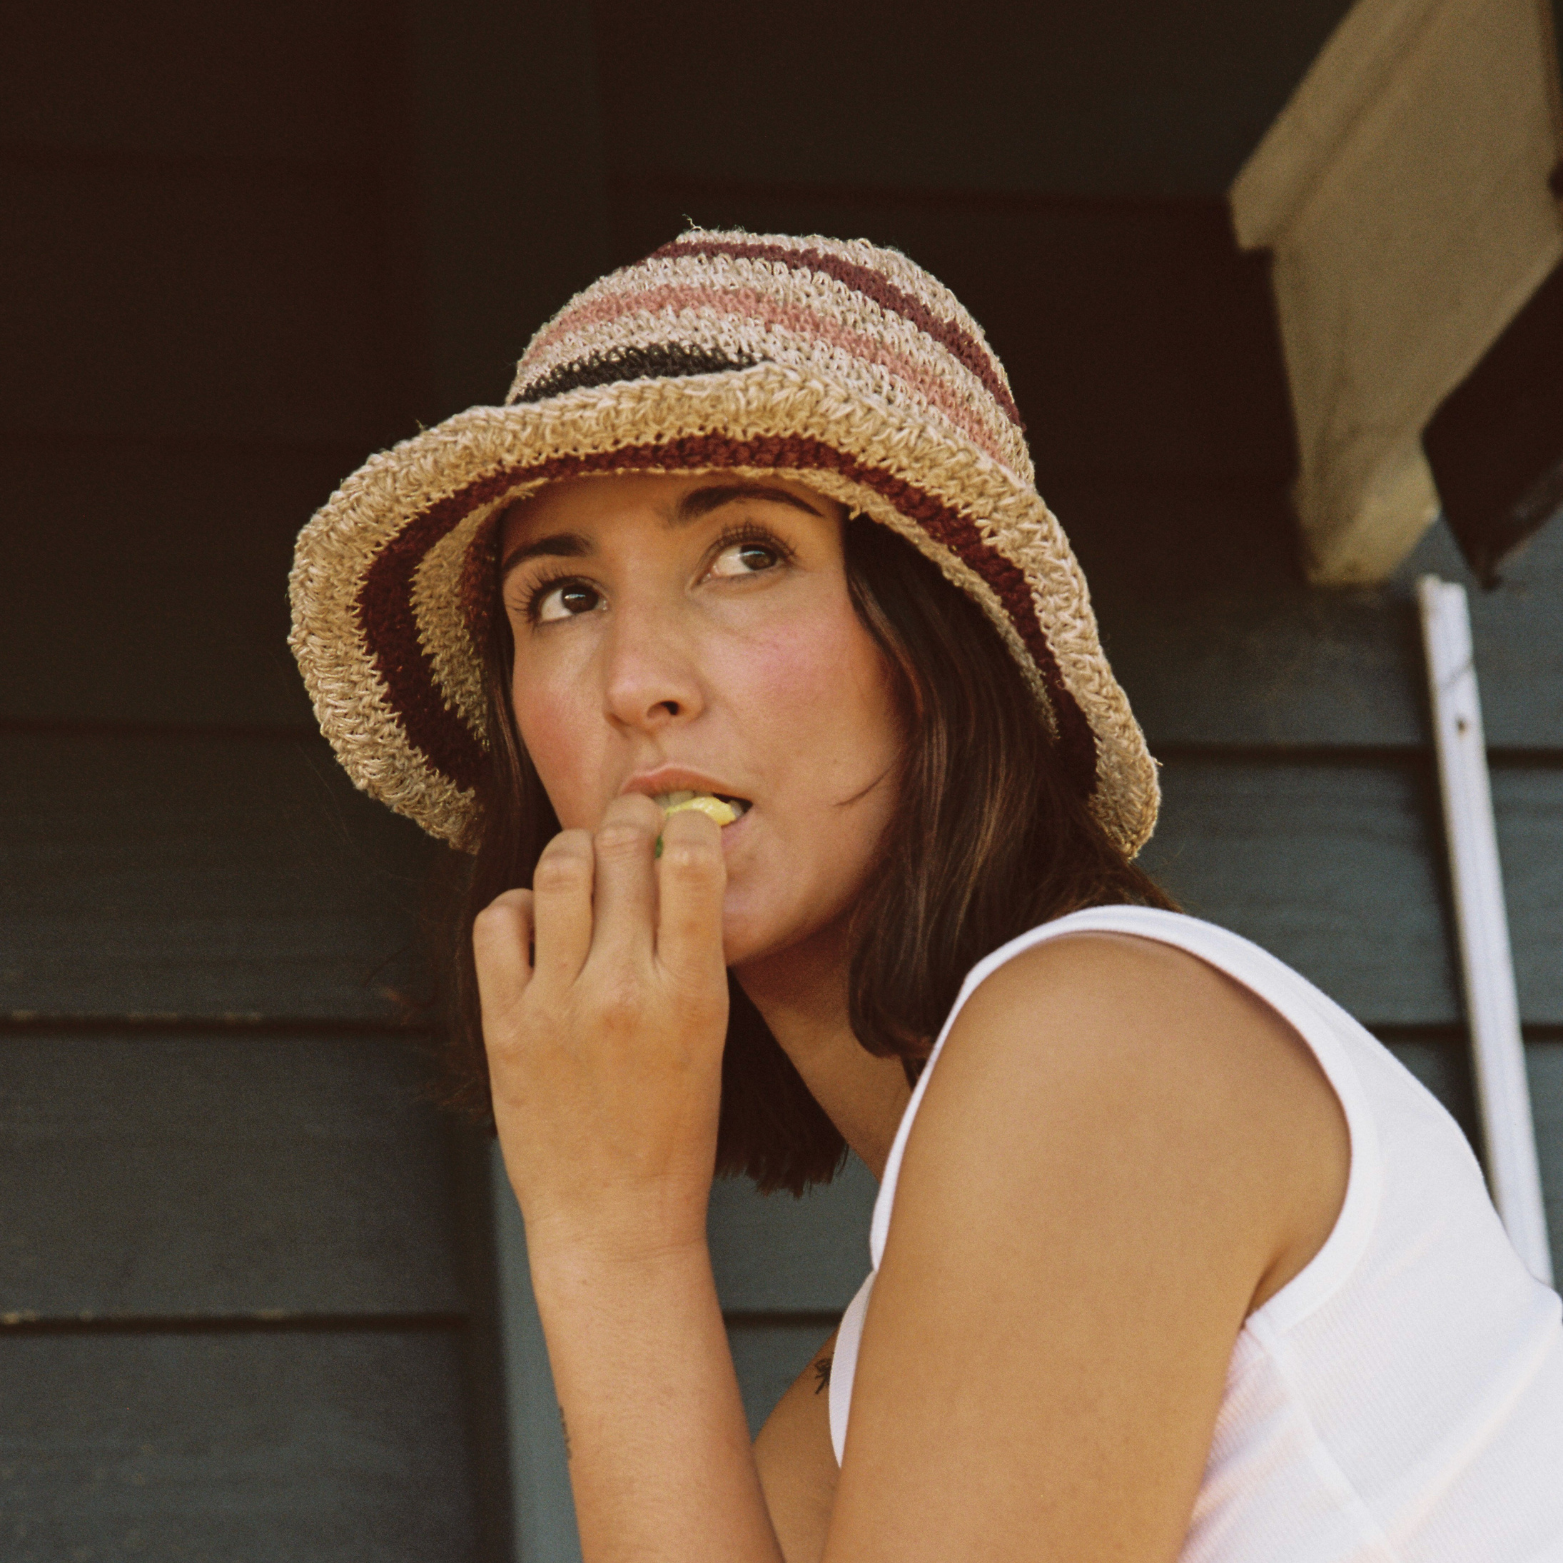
[291,232,1563,1561]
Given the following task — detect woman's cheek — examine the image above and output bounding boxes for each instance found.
[512,680,604,831]
[738,611,898,803]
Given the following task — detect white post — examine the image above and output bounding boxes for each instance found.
[1417,575,1553,1283]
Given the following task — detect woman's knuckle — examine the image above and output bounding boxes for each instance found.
[663,836,720,877]
[594,820,651,858]
[534,847,589,895]
[475,888,526,924]
[594,988,642,1033]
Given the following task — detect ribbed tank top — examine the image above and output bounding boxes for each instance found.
[828,908,1563,1559]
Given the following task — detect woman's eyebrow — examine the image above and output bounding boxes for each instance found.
[499,531,591,577]
[498,484,820,576]
[671,484,824,523]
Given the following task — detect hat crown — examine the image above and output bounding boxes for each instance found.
[506,231,1035,486]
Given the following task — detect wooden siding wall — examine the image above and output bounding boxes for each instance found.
[5,2,1560,1557]
[1,5,503,1558]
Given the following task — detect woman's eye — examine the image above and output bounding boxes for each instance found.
[534,581,602,622]
[709,540,782,578]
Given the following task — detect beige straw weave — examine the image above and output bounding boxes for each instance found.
[289,231,1159,855]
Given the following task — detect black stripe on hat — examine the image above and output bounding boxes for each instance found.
[510,344,759,404]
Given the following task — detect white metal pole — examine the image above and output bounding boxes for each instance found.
[1417,575,1553,1284]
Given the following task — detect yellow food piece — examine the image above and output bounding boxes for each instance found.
[662,793,740,826]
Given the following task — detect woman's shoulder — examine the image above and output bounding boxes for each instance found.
[889,910,1351,1314]
[947,915,1327,1116]
[938,906,1348,1094]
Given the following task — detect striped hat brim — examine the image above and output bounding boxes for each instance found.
[289,360,1159,856]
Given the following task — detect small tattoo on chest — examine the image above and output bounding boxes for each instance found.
[559,1405,572,1459]
[813,1355,833,1394]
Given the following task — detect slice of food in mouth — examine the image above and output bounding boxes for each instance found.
[652,790,750,827]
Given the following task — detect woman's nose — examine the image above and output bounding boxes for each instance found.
[600,604,704,732]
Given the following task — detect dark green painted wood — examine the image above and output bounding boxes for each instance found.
[0,1034,463,1318]
[1144,757,1563,1026]
[709,1158,877,1315]
[0,1329,476,1562]
[9,734,1557,1029]
[1529,1042,1563,1267]
[1491,772,1563,1025]
[0,731,433,1022]
[489,1152,583,1563]
[8,455,1558,748]
[728,1319,832,1439]
[3,160,422,450]
[596,1,1357,199]
[0,438,342,728]
[1067,485,1563,752]
[1380,1036,1479,1151]
[4,0,398,165]
[1143,758,1454,1022]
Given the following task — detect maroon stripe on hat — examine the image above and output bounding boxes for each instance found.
[355,508,493,793]
[356,436,1094,800]
[650,238,1024,432]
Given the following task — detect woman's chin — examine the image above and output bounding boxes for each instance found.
[719,890,852,979]
[719,891,809,973]
[718,905,773,971]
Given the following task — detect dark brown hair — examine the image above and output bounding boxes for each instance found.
[430,512,1173,1194]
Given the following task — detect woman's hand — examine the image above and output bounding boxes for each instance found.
[473,793,730,1265]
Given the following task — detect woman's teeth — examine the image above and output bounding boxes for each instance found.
[653,790,750,826]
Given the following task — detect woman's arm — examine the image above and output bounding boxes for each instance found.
[820,931,1349,1562]
[475,796,784,1563]
[526,1236,779,1561]
[754,1331,840,1563]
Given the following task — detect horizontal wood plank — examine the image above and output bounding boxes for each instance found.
[11,449,1560,748]
[0,1034,463,1318]
[4,0,398,167]
[1530,1042,1563,1267]
[1143,757,1563,1025]
[3,160,424,447]
[1380,1037,1478,1149]
[0,732,433,1022]
[708,1156,878,1315]
[0,437,346,728]
[1144,757,1454,1021]
[0,1329,476,1562]
[8,736,1558,1028]
[1066,480,1563,752]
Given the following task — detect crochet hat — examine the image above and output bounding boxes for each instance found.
[290,231,1159,855]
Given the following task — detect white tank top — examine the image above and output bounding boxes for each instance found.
[828,907,1563,1559]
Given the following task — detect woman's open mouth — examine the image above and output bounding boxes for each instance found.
[652,790,752,827]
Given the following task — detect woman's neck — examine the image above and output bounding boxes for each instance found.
[734,928,912,1181]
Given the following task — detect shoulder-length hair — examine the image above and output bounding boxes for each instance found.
[430,513,1173,1194]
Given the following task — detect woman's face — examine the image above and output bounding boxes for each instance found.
[499,473,904,969]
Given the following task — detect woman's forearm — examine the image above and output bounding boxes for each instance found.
[528,1233,787,1563]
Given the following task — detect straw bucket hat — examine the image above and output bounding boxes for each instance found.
[289,231,1158,855]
